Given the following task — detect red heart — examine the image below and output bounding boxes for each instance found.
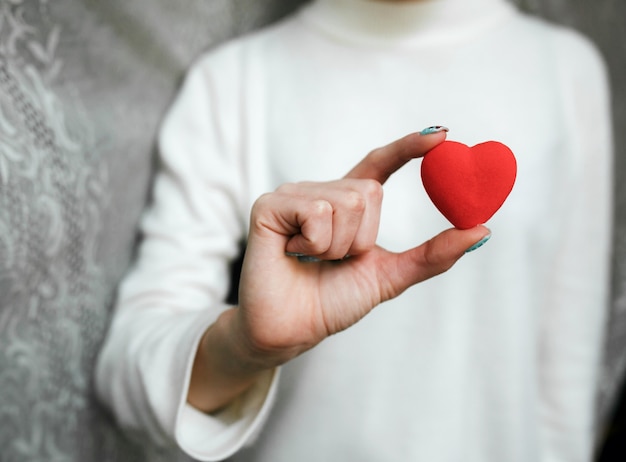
[420,140,517,229]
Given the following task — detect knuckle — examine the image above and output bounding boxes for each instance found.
[344,190,366,213]
[361,179,383,202]
[251,192,272,214]
[275,182,298,194]
[249,193,273,229]
[310,199,332,217]
[367,146,384,160]
[423,238,454,275]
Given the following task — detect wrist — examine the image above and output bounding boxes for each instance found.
[188,308,269,412]
[215,307,301,373]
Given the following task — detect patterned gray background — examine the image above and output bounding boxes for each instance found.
[0,1,623,461]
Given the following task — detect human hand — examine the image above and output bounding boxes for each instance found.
[189,130,490,411]
[236,131,491,367]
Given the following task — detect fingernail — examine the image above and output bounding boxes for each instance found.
[297,255,322,263]
[465,234,491,253]
[285,252,322,262]
[285,251,306,257]
[419,125,449,135]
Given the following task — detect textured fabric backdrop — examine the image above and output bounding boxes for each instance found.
[0,1,623,461]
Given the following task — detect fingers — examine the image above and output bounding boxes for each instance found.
[250,129,448,261]
[251,179,383,260]
[345,130,447,184]
[376,226,491,300]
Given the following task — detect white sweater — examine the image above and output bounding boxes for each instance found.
[95,0,614,460]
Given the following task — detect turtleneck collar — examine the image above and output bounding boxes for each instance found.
[299,0,516,48]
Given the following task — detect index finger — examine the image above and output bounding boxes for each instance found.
[345,127,448,184]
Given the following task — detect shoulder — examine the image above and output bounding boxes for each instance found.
[551,24,607,78]
[188,9,303,78]
[513,12,608,81]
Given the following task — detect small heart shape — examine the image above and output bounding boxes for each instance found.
[421,140,517,229]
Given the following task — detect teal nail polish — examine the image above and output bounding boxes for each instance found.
[286,251,322,262]
[465,234,491,253]
[420,125,449,135]
[285,251,307,257]
[286,252,349,263]
[297,255,322,263]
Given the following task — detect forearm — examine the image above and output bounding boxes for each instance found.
[188,307,274,413]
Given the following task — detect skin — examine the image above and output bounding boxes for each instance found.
[188,131,490,412]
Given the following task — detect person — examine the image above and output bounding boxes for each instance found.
[95,0,613,460]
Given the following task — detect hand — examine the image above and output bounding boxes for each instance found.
[188,131,490,412]
[237,131,490,365]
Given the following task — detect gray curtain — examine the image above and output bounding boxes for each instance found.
[0,1,623,461]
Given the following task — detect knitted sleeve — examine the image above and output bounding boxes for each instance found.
[95,44,279,461]
[538,25,613,462]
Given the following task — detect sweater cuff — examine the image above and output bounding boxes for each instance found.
[174,313,280,461]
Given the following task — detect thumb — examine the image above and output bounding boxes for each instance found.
[377,226,491,299]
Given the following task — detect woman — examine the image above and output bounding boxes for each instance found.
[96,0,613,460]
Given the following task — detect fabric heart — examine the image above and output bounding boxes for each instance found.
[420,140,517,229]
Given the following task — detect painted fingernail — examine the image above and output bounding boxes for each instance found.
[419,125,449,135]
[465,234,491,253]
[286,252,350,263]
[285,252,322,262]
[297,255,322,263]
